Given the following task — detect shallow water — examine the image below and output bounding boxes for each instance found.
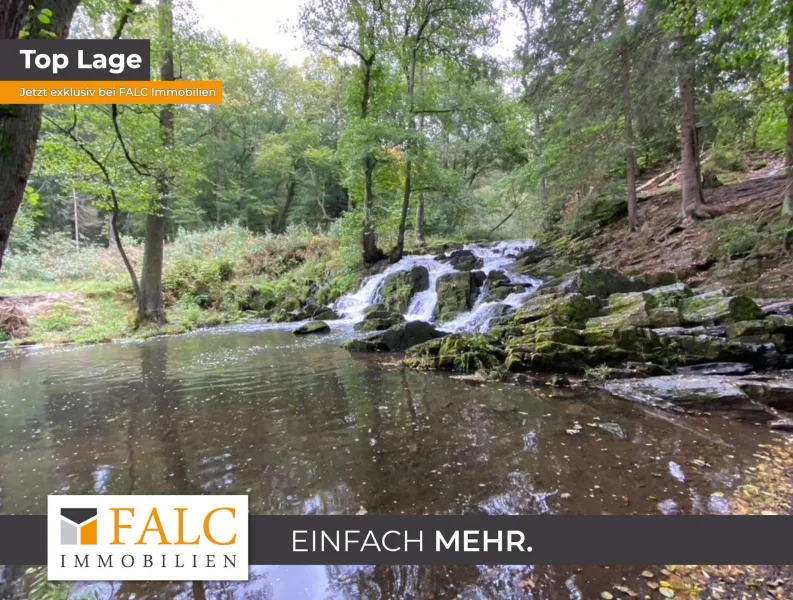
[0,323,777,598]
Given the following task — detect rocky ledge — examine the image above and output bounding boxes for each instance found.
[344,249,793,426]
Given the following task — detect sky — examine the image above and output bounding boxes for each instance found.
[191,0,521,66]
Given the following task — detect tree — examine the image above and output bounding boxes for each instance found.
[672,0,709,219]
[617,0,639,232]
[388,0,498,261]
[301,0,387,263]
[0,0,81,273]
[138,0,174,324]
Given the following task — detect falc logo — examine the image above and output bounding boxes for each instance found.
[48,495,248,581]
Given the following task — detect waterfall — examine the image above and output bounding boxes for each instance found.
[332,240,541,334]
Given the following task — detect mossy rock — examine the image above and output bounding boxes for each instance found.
[586,284,691,330]
[506,341,630,373]
[680,294,764,325]
[487,285,525,303]
[554,267,645,298]
[345,338,388,352]
[354,310,405,332]
[294,321,330,335]
[442,249,484,271]
[512,293,600,326]
[585,362,671,381]
[405,334,505,373]
[381,266,430,314]
[580,326,663,358]
[435,272,479,322]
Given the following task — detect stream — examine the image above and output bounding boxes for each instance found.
[0,242,779,599]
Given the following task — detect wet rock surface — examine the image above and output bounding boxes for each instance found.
[293,321,331,335]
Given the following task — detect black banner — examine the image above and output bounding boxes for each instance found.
[0,40,150,81]
[3,515,793,566]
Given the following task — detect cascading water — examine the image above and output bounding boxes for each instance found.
[332,240,542,334]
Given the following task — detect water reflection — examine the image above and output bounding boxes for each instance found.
[0,325,778,598]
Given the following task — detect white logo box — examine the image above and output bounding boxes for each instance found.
[48,495,248,581]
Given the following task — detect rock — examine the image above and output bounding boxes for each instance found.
[760,300,793,317]
[597,422,627,440]
[585,362,671,381]
[680,294,764,325]
[552,267,646,298]
[653,325,728,338]
[677,362,754,376]
[380,266,430,314]
[404,333,505,372]
[311,307,339,320]
[442,249,483,271]
[344,337,387,352]
[513,293,600,326]
[516,246,551,265]
[702,171,723,189]
[584,284,692,330]
[549,374,571,387]
[506,340,629,373]
[736,377,793,412]
[354,310,404,332]
[603,375,774,422]
[378,320,443,351]
[769,419,793,432]
[471,270,487,287]
[486,270,511,285]
[294,321,331,335]
[435,272,480,322]
[487,285,526,302]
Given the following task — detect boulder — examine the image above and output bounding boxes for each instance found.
[379,321,443,351]
[677,362,754,376]
[736,377,793,412]
[354,309,404,332]
[435,272,480,322]
[760,300,793,317]
[345,337,388,352]
[487,285,526,303]
[659,333,779,369]
[512,293,600,326]
[345,320,442,353]
[505,340,629,373]
[585,362,671,381]
[442,249,484,271]
[311,307,339,321]
[584,283,692,330]
[294,321,331,335]
[380,266,430,314]
[604,375,774,422]
[404,334,505,372]
[680,294,764,325]
[552,267,645,298]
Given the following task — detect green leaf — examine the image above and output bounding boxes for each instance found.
[37,13,51,24]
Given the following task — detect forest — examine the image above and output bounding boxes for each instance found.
[0,0,791,343]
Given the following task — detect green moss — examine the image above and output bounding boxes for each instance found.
[512,293,599,325]
[405,334,504,373]
[680,295,764,325]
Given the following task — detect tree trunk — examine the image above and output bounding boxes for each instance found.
[416,192,425,245]
[679,29,707,219]
[0,0,80,273]
[140,0,173,324]
[618,0,639,233]
[276,180,297,234]
[393,51,420,262]
[784,1,793,251]
[360,55,383,264]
